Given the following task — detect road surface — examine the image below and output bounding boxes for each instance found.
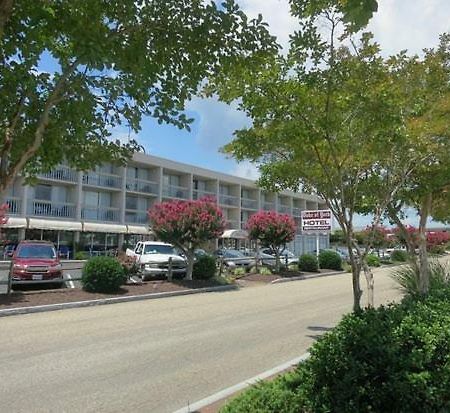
[0,267,403,413]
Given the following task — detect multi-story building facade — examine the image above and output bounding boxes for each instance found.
[4,153,329,255]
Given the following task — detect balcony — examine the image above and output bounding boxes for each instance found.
[126,178,159,195]
[82,172,122,189]
[162,185,189,199]
[6,197,21,215]
[225,220,239,229]
[38,166,78,183]
[219,194,239,207]
[292,207,302,217]
[262,201,276,211]
[125,210,148,224]
[241,198,258,210]
[28,200,76,219]
[81,206,120,222]
[193,189,216,201]
[278,205,291,214]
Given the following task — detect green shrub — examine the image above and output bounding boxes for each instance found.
[366,254,380,267]
[428,244,446,255]
[318,250,342,270]
[259,266,273,275]
[298,254,319,272]
[81,256,127,293]
[222,286,450,413]
[392,261,450,296]
[193,255,217,280]
[391,249,408,262]
[233,267,247,277]
[74,251,88,260]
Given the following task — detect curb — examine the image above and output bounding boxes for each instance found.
[271,270,346,284]
[172,353,310,413]
[0,284,239,318]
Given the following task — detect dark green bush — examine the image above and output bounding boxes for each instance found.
[81,256,127,293]
[74,251,89,260]
[318,250,342,270]
[298,253,319,272]
[429,244,446,255]
[391,249,408,262]
[222,287,450,413]
[366,254,380,267]
[193,255,217,279]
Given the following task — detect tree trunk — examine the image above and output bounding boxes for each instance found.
[417,193,432,295]
[275,251,281,273]
[185,251,195,281]
[351,259,363,312]
[362,260,374,308]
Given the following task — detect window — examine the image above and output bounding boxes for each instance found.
[35,184,52,201]
[126,196,138,210]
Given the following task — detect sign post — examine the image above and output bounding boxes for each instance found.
[300,209,332,262]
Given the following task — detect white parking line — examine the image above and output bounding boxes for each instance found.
[65,273,75,289]
[172,353,310,413]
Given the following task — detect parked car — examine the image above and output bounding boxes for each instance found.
[9,240,64,285]
[214,249,253,270]
[126,241,187,280]
[260,248,299,266]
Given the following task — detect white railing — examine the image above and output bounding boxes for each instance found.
[81,206,120,222]
[28,200,76,218]
[82,172,122,189]
[39,166,78,183]
[278,205,291,214]
[192,189,216,200]
[241,198,258,210]
[292,207,302,217]
[125,210,148,224]
[162,185,189,199]
[6,197,21,215]
[219,194,239,207]
[225,220,239,229]
[262,202,276,211]
[126,178,159,195]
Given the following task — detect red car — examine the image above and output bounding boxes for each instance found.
[10,241,64,285]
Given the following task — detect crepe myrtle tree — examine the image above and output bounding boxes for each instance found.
[148,197,225,280]
[246,211,296,272]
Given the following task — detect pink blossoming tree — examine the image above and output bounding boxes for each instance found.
[148,197,225,280]
[246,211,296,272]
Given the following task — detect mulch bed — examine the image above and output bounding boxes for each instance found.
[0,279,225,310]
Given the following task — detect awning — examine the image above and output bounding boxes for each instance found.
[2,217,27,229]
[126,225,152,235]
[28,218,82,231]
[82,222,128,234]
[221,229,249,239]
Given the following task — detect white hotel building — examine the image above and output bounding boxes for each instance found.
[4,152,329,254]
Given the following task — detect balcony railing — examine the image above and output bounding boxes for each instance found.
[219,194,239,207]
[6,197,21,215]
[193,189,216,200]
[82,172,122,189]
[262,202,276,211]
[125,210,148,224]
[225,220,239,229]
[241,198,258,210]
[278,205,291,214]
[126,178,159,195]
[81,206,120,222]
[28,200,76,218]
[292,207,302,217]
[162,185,189,199]
[38,166,78,183]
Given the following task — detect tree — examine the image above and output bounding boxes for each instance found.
[148,197,225,280]
[213,3,415,311]
[0,203,7,225]
[358,225,391,253]
[246,210,296,272]
[0,0,277,201]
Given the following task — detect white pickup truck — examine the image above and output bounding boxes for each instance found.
[126,241,187,280]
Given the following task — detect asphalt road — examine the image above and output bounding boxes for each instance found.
[0,267,403,413]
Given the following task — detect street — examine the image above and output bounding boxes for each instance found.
[0,267,402,413]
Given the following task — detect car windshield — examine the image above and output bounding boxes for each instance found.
[224,250,245,258]
[281,250,295,258]
[17,244,56,259]
[143,244,176,255]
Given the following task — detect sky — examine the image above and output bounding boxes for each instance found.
[122,0,449,227]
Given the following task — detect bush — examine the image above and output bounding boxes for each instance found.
[233,267,247,277]
[298,254,319,272]
[391,249,408,262]
[318,250,342,270]
[366,254,380,267]
[81,256,127,293]
[74,251,88,260]
[193,255,217,280]
[222,286,450,413]
[428,244,446,255]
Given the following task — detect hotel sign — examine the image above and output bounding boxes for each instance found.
[301,209,332,232]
